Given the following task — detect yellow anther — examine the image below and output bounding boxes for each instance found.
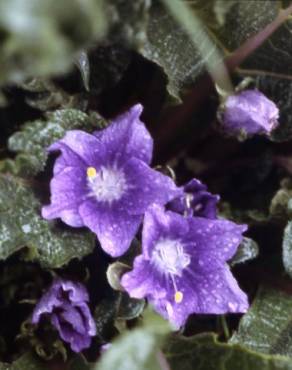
[87,167,97,178]
[174,291,183,303]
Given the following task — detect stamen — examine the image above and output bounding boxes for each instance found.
[174,291,183,303]
[87,167,96,178]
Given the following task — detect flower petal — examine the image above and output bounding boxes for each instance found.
[185,217,247,267]
[79,200,142,257]
[93,104,153,164]
[119,158,181,215]
[42,166,87,227]
[121,256,167,300]
[51,313,91,352]
[49,142,86,175]
[150,265,248,328]
[142,205,189,259]
[50,130,106,167]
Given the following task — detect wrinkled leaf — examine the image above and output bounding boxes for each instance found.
[283,221,292,278]
[141,2,218,101]
[7,109,106,176]
[95,292,145,341]
[164,332,292,370]
[270,178,292,220]
[231,287,292,356]
[0,174,95,267]
[0,352,49,370]
[230,237,259,266]
[95,310,170,370]
[106,0,150,49]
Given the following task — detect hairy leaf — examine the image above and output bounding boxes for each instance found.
[230,237,259,266]
[231,287,292,356]
[0,352,49,370]
[164,332,292,370]
[95,292,145,341]
[141,2,218,101]
[283,221,292,278]
[7,109,106,176]
[0,174,95,267]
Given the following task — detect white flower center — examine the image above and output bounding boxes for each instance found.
[87,166,127,203]
[152,239,191,276]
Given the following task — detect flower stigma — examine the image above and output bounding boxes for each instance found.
[152,238,190,304]
[87,165,127,203]
[87,167,97,178]
[174,291,183,303]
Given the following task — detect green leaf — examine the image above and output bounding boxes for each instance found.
[106,0,150,49]
[231,287,292,356]
[0,174,95,267]
[141,2,219,101]
[7,109,106,176]
[94,292,145,341]
[164,332,292,370]
[270,178,292,221]
[230,237,259,266]
[95,310,170,370]
[0,352,49,370]
[283,221,292,278]
[0,0,105,84]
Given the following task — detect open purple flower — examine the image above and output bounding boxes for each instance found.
[42,104,180,257]
[121,205,248,328]
[31,279,96,353]
[221,89,279,137]
[167,178,219,219]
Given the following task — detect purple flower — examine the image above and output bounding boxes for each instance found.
[121,205,248,328]
[31,279,96,353]
[167,178,219,219]
[221,90,279,137]
[42,104,180,257]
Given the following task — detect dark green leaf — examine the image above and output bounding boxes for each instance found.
[230,237,259,266]
[0,352,49,370]
[7,109,106,176]
[231,287,292,356]
[141,2,217,101]
[0,174,95,267]
[94,292,145,341]
[283,221,292,278]
[106,0,150,49]
[95,310,170,370]
[270,178,292,220]
[164,332,292,370]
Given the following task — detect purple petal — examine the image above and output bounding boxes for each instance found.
[142,205,189,259]
[223,90,279,136]
[50,130,107,167]
[150,265,248,328]
[185,217,247,267]
[93,104,153,165]
[79,200,142,257]
[42,166,87,227]
[51,313,92,352]
[119,158,181,215]
[49,142,86,176]
[58,280,89,303]
[121,256,167,300]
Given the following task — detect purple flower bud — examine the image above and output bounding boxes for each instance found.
[31,279,96,353]
[42,104,181,257]
[121,205,248,328]
[221,90,279,137]
[167,178,219,219]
